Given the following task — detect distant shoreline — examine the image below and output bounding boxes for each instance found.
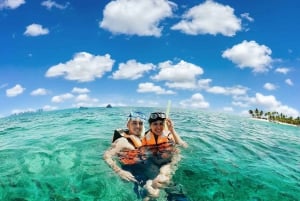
[250,117,299,127]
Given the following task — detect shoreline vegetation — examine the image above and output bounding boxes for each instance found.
[249,108,300,127]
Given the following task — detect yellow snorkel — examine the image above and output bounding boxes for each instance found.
[165,100,171,130]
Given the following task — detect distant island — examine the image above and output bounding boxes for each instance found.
[249,108,300,126]
[106,104,112,108]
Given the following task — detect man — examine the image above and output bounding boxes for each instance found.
[103,111,148,198]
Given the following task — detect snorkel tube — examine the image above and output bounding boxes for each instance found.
[165,100,171,130]
[166,100,171,118]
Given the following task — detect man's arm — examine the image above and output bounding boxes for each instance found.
[103,138,137,182]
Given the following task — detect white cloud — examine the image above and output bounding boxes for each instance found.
[6,84,25,97]
[166,82,198,89]
[275,105,299,118]
[73,102,98,108]
[207,86,226,94]
[46,52,115,82]
[72,87,90,94]
[43,105,57,111]
[263,83,277,91]
[75,94,99,104]
[24,23,49,36]
[223,107,234,112]
[206,85,248,96]
[171,0,241,36]
[252,94,275,106]
[152,60,204,89]
[232,94,255,107]
[0,0,25,10]
[41,0,69,10]
[100,0,175,37]
[180,93,209,108]
[222,40,272,73]
[241,13,254,22]
[275,67,290,74]
[112,59,155,80]
[237,93,299,118]
[31,88,48,96]
[232,101,249,108]
[137,82,175,94]
[197,79,212,90]
[11,108,35,115]
[255,93,279,108]
[255,93,299,117]
[285,78,293,86]
[51,93,74,103]
[0,83,8,89]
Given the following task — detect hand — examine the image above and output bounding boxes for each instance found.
[118,169,137,183]
[180,141,188,148]
[165,118,174,130]
[144,180,160,198]
[152,174,170,189]
[165,118,188,148]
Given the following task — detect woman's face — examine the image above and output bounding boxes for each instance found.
[150,120,164,135]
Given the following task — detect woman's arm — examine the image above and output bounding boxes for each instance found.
[166,118,188,148]
[143,150,182,200]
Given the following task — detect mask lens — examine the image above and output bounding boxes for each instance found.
[159,113,166,118]
[128,111,146,122]
[150,112,166,120]
[150,113,158,119]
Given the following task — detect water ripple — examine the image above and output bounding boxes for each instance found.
[0,108,299,201]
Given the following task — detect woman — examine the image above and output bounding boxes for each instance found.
[142,112,188,200]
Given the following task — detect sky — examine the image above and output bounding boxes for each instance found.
[1,0,299,118]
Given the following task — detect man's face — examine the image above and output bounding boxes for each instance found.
[128,120,144,136]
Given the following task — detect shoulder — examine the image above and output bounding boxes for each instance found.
[115,128,129,134]
[117,137,137,150]
[112,128,129,142]
[114,137,129,144]
[143,130,152,139]
[112,137,134,150]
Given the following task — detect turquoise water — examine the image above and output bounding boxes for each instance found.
[0,107,299,201]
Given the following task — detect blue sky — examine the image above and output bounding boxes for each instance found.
[1,0,299,118]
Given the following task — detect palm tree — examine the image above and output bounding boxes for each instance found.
[264,112,271,120]
[249,110,254,117]
[259,110,264,118]
[249,108,300,125]
[255,108,259,118]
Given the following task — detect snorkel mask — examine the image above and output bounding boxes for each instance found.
[127,111,146,123]
[148,112,166,124]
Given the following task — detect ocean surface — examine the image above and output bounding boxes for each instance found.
[0,107,299,201]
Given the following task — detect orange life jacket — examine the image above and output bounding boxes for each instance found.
[112,129,144,165]
[112,129,142,148]
[142,130,175,163]
[118,149,146,165]
[142,130,174,146]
